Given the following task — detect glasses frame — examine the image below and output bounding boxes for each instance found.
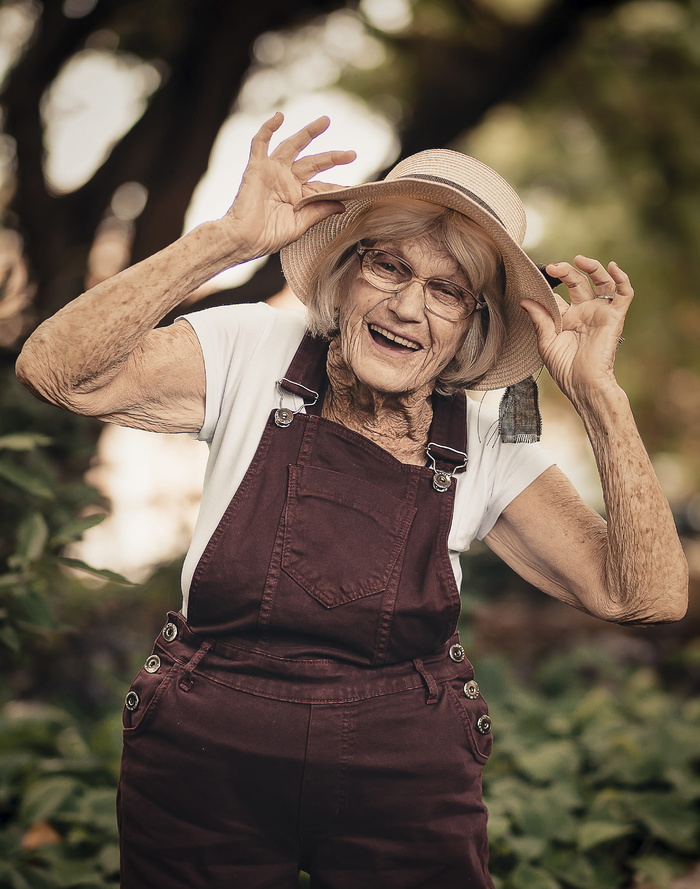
[356,243,486,323]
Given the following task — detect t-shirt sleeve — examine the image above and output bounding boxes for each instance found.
[450,398,555,550]
[474,435,553,540]
[180,303,306,443]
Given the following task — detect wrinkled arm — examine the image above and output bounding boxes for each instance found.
[489,255,688,625]
[15,226,219,432]
[16,114,355,432]
[486,396,688,626]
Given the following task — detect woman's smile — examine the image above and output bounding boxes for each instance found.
[367,322,423,354]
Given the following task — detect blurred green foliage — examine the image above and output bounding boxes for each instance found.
[0,361,136,676]
[480,647,700,888]
[0,703,121,889]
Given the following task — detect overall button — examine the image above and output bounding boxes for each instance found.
[125,691,140,712]
[274,408,294,427]
[449,643,466,663]
[162,622,178,642]
[145,655,161,673]
[432,471,452,493]
[476,715,492,734]
[463,679,480,699]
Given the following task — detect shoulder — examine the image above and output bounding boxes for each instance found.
[449,393,554,546]
[181,302,307,353]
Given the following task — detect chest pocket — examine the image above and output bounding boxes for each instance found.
[281,464,416,608]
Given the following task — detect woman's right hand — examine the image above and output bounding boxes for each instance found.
[221,113,356,262]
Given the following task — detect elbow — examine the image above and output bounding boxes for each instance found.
[16,342,86,413]
[613,599,688,627]
[15,345,53,402]
[600,573,689,627]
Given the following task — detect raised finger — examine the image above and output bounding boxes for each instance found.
[293,149,357,182]
[249,112,285,159]
[574,254,617,296]
[608,261,634,301]
[272,116,332,163]
[546,260,598,303]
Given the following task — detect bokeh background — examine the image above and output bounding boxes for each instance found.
[1,1,699,887]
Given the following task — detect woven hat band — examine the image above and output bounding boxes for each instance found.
[398,174,506,229]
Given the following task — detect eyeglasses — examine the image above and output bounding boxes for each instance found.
[356,243,486,322]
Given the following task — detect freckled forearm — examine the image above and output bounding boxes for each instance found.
[574,384,688,623]
[16,221,246,404]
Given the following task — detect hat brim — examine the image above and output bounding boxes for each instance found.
[280,177,561,391]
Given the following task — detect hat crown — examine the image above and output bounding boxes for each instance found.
[385,149,527,245]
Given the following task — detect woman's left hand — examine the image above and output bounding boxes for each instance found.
[520,254,633,405]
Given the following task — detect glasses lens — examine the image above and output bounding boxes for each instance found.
[363,250,411,289]
[426,280,477,320]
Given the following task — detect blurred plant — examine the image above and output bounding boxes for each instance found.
[0,701,122,889]
[0,364,130,673]
[479,647,700,889]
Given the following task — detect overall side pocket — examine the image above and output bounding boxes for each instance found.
[122,657,180,735]
[445,677,494,764]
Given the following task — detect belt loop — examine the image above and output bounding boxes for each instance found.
[179,639,214,692]
[413,658,439,705]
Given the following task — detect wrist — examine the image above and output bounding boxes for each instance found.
[571,379,631,429]
[190,219,257,269]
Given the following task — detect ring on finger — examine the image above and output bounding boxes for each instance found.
[595,293,615,300]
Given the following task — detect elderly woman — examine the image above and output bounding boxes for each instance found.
[16,115,687,889]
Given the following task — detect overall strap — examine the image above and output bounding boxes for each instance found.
[426,391,468,491]
[276,332,329,420]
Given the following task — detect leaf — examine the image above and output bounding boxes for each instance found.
[16,587,55,629]
[78,788,119,834]
[15,513,49,565]
[0,573,27,590]
[0,864,34,889]
[0,623,22,653]
[97,842,120,876]
[0,434,52,451]
[508,834,547,861]
[578,820,635,851]
[55,558,135,586]
[509,861,560,889]
[13,865,61,889]
[508,786,580,843]
[19,777,81,825]
[542,848,624,889]
[515,740,581,784]
[632,793,699,852]
[50,514,106,546]
[0,461,54,499]
[20,820,61,850]
[633,855,683,889]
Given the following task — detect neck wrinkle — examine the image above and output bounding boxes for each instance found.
[322,338,434,466]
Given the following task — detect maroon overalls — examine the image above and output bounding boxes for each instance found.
[118,333,495,889]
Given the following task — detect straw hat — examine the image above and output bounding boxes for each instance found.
[280,148,561,391]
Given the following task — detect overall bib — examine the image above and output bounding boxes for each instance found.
[118,333,495,889]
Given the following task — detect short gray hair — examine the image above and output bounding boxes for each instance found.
[304,198,507,394]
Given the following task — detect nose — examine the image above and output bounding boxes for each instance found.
[387,280,425,322]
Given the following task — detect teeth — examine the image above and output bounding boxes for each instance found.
[369,324,421,350]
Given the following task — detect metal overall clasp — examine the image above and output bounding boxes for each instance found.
[274,379,319,427]
[426,443,468,493]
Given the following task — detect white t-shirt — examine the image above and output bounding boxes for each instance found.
[179,303,553,615]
